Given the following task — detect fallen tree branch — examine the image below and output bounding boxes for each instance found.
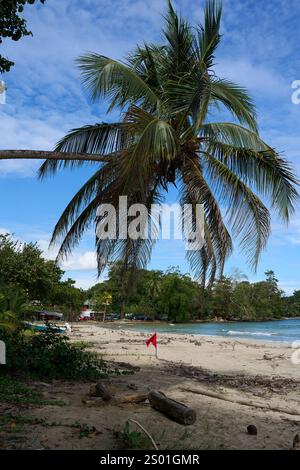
[128,419,158,450]
[119,393,148,404]
[148,390,196,425]
[181,386,300,417]
[85,390,148,406]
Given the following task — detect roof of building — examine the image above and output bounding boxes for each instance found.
[34,311,63,318]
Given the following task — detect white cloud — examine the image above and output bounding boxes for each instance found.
[271,215,300,246]
[215,59,288,99]
[278,281,300,296]
[0,227,11,235]
[61,251,97,270]
[73,274,101,290]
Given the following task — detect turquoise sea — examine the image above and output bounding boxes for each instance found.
[118,318,300,344]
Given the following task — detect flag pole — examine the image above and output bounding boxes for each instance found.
[155,332,158,359]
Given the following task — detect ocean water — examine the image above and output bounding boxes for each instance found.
[118,318,300,344]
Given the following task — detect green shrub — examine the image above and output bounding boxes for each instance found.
[0,376,65,406]
[0,327,127,380]
[117,421,145,449]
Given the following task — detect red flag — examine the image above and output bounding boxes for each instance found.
[146,333,157,349]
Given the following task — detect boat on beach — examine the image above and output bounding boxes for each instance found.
[23,322,67,333]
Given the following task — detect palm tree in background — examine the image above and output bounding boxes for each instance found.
[0,0,298,286]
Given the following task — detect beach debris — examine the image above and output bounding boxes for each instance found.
[189,340,202,346]
[181,386,300,417]
[78,424,101,439]
[128,419,158,450]
[148,390,196,425]
[87,383,147,406]
[118,393,148,404]
[247,425,257,435]
[262,353,285,361]
[292,432,300,450]
[164,362,300,394]
[106,361,140,372]
[90,382,113,401]
[127,383,138,391]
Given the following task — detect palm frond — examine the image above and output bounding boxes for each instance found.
[162,1,194,78]
[200,122,267,149]
[50,162,116,247]
[180,157,232,281]
[127,44,164,94]
[39,123,125,179]
[121,107,179,190]
[197,0,222,69]
[187,218,217,288]
[96,178,163,274]
[204,138,299,221]
[211,79,258,132]
[204,154,271,269]
[77,54,159,112]
[55,196,101,260]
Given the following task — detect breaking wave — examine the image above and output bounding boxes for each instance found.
[225,330,277,337]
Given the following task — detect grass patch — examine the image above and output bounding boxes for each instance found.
[72,341,95,350]
[116,421,153,450]
[0,377,65,406]
[0,413,104,442]
[1,328,134,381]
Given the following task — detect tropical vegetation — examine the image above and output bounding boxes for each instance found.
[0,233,84,320]
[87,263,300,322]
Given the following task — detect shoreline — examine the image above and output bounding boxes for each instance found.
[70,323,300,379]
[83,319,298,346]
[102,316,300,324]
[3,323,300,450]
[96,321,290,346]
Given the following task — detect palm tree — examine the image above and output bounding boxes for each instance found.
[0,284,30,331]
[0,0,298,286]
[146,277,161,300]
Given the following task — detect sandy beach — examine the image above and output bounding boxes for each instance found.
[46,322,299,450]
[2,323,300,450]
[71,322,300,379]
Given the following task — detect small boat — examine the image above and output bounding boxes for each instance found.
[23,322,66,333]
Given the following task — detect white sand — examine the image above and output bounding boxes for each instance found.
[71,322,300,379]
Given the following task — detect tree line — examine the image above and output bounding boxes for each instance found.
[1,233,300,323]
[0,234,84,321]
[87,263,300,323]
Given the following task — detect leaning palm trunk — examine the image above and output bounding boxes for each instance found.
[0,0,298,287]
[0,150,108,163]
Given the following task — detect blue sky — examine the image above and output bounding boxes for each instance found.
[1,0,300,293]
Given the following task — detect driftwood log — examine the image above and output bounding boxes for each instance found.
[181,386,300,417]
[148,390,196,425]
[90,383,113,401]
[119,393,148,404]
[87,384,147,406]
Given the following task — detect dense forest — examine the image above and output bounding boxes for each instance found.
[1,234,300,323]
[87,264,300,323]
[0,234,84,321]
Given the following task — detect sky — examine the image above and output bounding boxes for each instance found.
[1,0,300,293]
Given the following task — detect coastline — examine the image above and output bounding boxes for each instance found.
[4,322,299,450]
[92,317,300,345]
[70,323,300,379]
